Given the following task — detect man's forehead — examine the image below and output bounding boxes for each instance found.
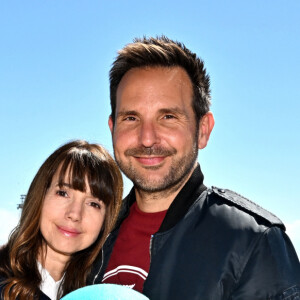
[115,66,193,107]
[118,66,191,86]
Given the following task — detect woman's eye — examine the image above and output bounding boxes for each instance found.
[56,190,68,197]
[89,201,101,209]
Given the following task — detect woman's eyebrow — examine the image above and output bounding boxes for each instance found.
[55,182,72,188]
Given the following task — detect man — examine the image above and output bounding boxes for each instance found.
[88,36,300,299]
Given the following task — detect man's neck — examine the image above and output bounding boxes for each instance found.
[134,164,197,213]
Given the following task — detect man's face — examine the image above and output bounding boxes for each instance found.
[109,66,199,193]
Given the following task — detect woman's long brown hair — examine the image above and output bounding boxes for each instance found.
[0,140,123,299]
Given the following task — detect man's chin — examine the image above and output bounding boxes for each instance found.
[129,174,167,192]
[133,182,169,193]
[131,173,183,193]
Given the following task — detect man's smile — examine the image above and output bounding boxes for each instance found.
[134,156,166,166]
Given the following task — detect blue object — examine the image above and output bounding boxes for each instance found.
[60,284,149,300]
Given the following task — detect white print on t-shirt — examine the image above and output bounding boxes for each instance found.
[102,265,148,284]
[124,284,136,289]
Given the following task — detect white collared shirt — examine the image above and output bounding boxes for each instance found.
[37,261,64,300]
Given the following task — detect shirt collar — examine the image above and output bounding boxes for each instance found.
[37,261,64,300]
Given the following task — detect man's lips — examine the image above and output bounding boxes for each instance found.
[125,147,176,166]
[57,226,81,237]
[134,156,165,166]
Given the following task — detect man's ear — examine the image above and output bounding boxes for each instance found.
[108,115,114,134]
[198,112,215,149]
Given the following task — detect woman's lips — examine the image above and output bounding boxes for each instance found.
[57,226,81,237]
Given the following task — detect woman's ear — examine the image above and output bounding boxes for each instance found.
[198,112,215,149]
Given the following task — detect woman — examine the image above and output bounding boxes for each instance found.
[0,140,123,300]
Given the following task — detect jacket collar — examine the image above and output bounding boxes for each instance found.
[118,164,206,233]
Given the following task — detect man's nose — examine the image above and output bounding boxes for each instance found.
[65,200,83,222]
[139,121,160,148]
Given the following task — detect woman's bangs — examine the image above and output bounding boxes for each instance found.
[57,154,88,192]
[87,164,115,205]
[57,151,114,205]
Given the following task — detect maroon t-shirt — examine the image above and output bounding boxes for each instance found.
[102,202,167,292]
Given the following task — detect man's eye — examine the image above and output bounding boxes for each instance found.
[56,190,68,197]
[163,114,175,119]
[124,116,136,121]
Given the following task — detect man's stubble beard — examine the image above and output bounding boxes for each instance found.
[113,134,199,194]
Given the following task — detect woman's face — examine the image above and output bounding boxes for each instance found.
[40,169,106,262]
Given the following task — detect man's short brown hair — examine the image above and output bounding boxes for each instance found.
[109,35,211,125]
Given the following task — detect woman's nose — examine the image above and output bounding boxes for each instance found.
[65,200,83,222]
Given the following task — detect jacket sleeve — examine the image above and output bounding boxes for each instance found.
[231,226,300,300]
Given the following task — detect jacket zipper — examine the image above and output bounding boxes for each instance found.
[149,235,154,264]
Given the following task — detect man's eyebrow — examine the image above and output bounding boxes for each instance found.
[159,107,187,116]
[116,110,138,117]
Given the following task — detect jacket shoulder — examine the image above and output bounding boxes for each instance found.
[209,186,285,230]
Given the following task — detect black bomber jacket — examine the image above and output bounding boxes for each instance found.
[88,165,300,300]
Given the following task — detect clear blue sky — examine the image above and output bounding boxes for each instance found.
[0,0,299,256]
